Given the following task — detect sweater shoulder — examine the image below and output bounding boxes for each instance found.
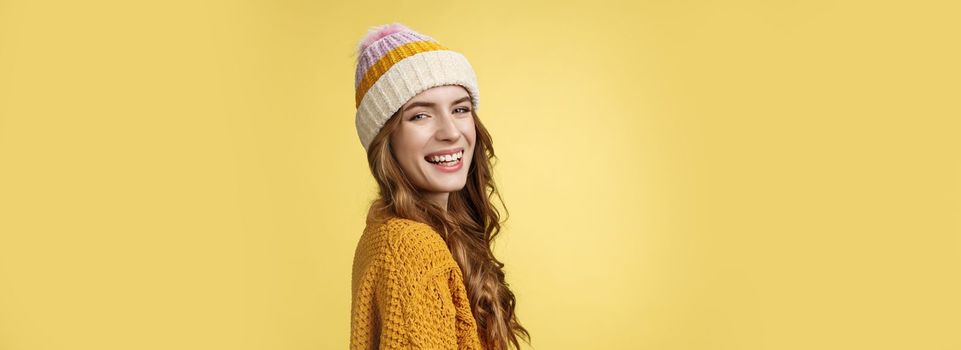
[360,216,457,274]
[384,217,445,249]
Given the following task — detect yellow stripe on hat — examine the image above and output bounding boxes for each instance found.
[354,40,448,108]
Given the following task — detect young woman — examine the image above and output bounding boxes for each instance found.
[349,23,531,349]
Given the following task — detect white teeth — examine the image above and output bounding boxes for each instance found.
[427,151,463,163]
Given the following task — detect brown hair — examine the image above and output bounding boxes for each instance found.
[364,108,531,349]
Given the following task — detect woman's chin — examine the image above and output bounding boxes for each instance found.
[424,179,467,193]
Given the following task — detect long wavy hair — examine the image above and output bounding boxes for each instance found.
[364,107,531,350]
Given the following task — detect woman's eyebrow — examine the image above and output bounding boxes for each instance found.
[402,96,471,112]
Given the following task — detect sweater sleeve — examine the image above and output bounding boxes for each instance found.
[376,223,461,349]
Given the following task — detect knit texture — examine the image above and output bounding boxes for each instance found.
[353,22,480,152]
[350,216,484,349]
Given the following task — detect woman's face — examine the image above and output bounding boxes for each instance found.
[390,85,476,197]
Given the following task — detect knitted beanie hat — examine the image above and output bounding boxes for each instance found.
[353,22,480,152]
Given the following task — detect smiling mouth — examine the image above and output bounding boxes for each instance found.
[424,150,464,166]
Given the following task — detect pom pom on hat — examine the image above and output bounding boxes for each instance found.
[356,22,411,57]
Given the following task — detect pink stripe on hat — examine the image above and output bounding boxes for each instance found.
[354,30,436,89]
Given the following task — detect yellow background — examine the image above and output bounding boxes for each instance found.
[1,0,958,349]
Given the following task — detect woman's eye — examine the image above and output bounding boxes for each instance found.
[455,107,471,113]
[410,113,427,121]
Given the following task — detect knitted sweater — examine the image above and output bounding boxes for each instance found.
[350,216,484,349]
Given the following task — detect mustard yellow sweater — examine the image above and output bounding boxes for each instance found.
[350,216,484,349]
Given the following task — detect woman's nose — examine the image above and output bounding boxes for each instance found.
[434,112,461,141]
